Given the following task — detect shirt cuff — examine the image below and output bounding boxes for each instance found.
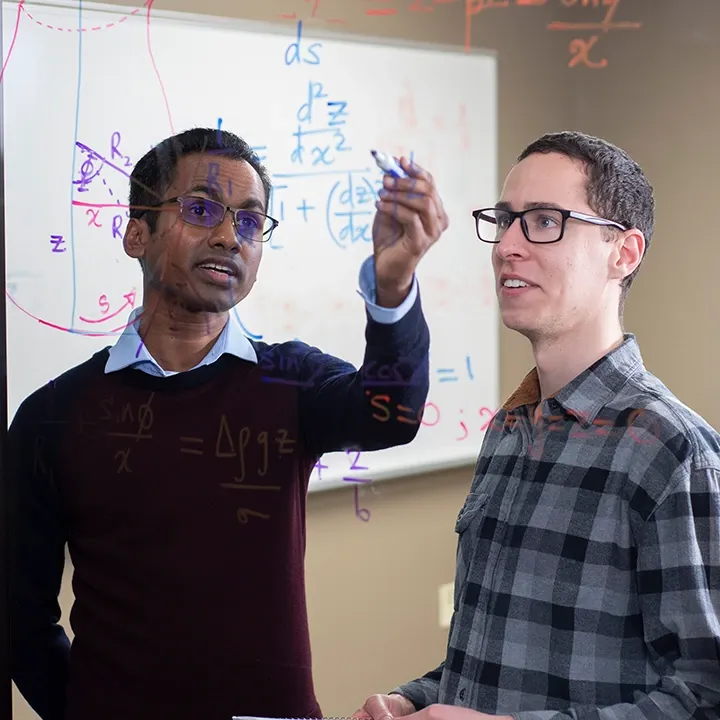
[356,255,418,325]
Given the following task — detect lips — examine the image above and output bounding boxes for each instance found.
[500,273,536,287]
[195,258,239,278]
[498,268,541,291]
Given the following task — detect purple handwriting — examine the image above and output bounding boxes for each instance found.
[112,214,124,239]
[259,351,473,389]
[49,234,66,253]
[314,448,373,521]
[110,131,133,169]
[73,133,133,195]
[208,162,232,198]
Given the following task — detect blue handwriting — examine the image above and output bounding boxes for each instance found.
[284,21,322,66]
[232,307,263,340]
[291,80,351,167]
[252,145,268,164]
[325,172,380,249]
[436,356,475,383]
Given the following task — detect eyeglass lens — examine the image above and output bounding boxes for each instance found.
[179,196,272,241]
[478,208,564,243]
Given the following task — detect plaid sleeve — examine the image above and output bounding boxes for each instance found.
[388,661,444,710]
[511,466,720,720]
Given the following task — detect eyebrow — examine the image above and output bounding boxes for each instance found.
[187,184,266,212]
[495,200,566,212]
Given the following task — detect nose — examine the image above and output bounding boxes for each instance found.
[494,218,529,261]
[208,210,240,252]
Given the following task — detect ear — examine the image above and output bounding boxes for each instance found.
[123,218,149,260]
[609,228,645,283]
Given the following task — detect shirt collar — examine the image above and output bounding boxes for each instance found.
[502,333,644,425]
[105,307,258,375]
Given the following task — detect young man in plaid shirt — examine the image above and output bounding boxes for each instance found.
[356,132,720,720]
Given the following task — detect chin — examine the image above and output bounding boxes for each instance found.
[501,310,543,337]
[501,307,530,330]
[176,293,241,314]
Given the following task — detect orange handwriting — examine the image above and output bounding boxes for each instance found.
[277,0,640,68]
[98,393,155,474]
[548,0,642,68]
[178,416,296,484]
[178,416,297,526]
[237,508,271,524]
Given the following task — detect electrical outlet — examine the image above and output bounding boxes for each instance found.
[438,582,454,629]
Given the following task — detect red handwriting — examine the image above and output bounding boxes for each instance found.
[367,0,461,16]
[278,0,345,24]
[78,289,137,324]
[367,393,666,447]
[497,407,665,449]
[367,0,398,16]
[86,208,101,227]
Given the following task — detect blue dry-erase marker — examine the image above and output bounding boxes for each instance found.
[371,149,408,179]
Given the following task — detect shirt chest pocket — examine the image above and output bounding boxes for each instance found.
[453,491,491,610]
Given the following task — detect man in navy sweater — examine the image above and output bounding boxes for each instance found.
[9,128,448,720]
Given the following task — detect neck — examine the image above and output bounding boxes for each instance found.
[531,314,624,401]
[135,294,228,372]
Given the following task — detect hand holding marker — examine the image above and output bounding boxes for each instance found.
[371,150,410,228]
[371,150,409,179]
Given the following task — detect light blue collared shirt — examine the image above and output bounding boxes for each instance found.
[105,255,419,377]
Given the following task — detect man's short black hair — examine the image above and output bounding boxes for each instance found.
[128,127,272,233]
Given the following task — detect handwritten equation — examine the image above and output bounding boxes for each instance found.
[272,65,383,248]
[95,392,376,522]
[369,397,669,448]
[98,392,156,476]
[258,350,476,388]
[182,414,296,526]
[368,393,498,440]
[9,15,474,342]
[6,4,489,525]
[31,129,142,336]
[278,0,642,69]
[314,449,376,521]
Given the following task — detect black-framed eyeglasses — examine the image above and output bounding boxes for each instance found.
[472,206,627,244]
[144,195,279,243]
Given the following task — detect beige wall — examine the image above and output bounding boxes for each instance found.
[12,0,719,717]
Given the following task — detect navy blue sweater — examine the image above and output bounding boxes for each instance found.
[8,293,430,720]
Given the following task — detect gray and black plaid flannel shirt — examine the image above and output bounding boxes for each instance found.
[393,334,720,718]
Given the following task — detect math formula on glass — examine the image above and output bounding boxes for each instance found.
[3,0,498,522]
[279,0,642,69]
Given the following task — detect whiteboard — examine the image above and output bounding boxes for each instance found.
[1,0,499,492]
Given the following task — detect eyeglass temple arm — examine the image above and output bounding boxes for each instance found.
[569,210,626,230]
